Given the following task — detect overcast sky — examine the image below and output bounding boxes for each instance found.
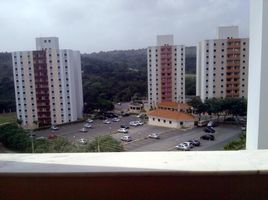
[0,0,249,53]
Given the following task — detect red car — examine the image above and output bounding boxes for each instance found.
[48,133,57,139]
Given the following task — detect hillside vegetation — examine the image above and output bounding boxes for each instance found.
[0,47,196,113]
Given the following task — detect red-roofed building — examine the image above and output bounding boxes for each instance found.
[147,107,196,129]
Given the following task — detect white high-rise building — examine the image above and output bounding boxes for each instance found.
[147,35,185,109]
[12,37,83,129]
[196,26,249,102]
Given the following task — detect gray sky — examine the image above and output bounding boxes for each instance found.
[0,0,249,53]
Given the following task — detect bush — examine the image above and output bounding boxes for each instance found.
[0,123,31,152]
[224,133,246,150]
[85,135,124,152]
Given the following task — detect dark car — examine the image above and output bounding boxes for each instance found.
[121,125,129,129]
[103,113,118,118]
[200,134,215,141]
[121,112,130,117]
[203,127,215,133]
[188,140,201,147]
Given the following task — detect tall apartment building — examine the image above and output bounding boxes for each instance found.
[147,35,185,109]
[12,37,83,129]
[196,26,249,102]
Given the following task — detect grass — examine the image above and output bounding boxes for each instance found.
[224,133,246,150]
[0,112,16,124]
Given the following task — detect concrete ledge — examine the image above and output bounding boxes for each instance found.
[0,150,268,174]
[1,151,268,200]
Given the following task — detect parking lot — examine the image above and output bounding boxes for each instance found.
[35,114,242,152]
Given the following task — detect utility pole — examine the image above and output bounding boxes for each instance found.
[97,136,100,152]
[30,130,34,153]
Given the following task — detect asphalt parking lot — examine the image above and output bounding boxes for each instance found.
[35,115,141,142]
[35,115,241,152]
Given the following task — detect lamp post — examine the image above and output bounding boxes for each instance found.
[30,130,35,153]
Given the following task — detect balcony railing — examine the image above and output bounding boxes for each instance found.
[0,151,267,200]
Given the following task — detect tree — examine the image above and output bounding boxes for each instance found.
[204,98,224,120]
[16,119,23,126]
[189,97,207,120]
[185,76,196,96]
[0,123,31,152]
[85,135,123,152]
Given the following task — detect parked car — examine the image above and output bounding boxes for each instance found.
[103,119,111,124]
[148,133,160,139]
[129,121,139,126]
[112,118,120,122]
[203,127,215,133]
[137,121,144,126]
[121,136,132,142]
[51,125,59,131]
[207,121,218,127]
[176,143,191,151]
[197,120,209,127]
[200,134,215,141]
[117,128,128,133]
[188,139,201,147]
[182,142,194,149]
[130,121,143,126]
[78,138,87,145]
[79,128,88,132]
[121,112,130,117]
[84,123,92,128]
[104,112,118,118]
[86,119,93,123]
[121,125,129,129]
[48,133,57,139]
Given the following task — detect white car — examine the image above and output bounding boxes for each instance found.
[86,119,93,123]
[182,142,194,149]
[176,143,191,151]
[129,121,139,126]
[79,138,87,145]
[117,128,128,133]
[148,133,160,139]
[137,121,144,126]
[121,135,132,142]
[103,119,111,124]
[112,118,120,122]
[79,128,88,132]
[84,123,92,128]
[51,125,59,131]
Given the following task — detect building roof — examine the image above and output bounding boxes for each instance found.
[158,102,191,110]
[147,109,196,121]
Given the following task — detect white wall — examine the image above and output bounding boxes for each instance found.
[148,116,194,129]
[246,0,268,150]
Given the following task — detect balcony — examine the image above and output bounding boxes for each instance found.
[0,151,267,199]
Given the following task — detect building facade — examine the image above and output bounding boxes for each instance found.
[196,26,249,102]
[147,109,195,129]
[12,37,83,129]
[147,35,185,109]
